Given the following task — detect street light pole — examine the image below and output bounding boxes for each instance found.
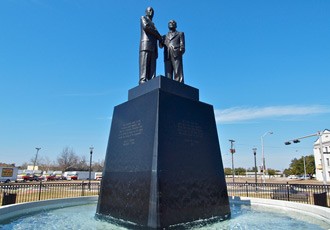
[253,148,257,185]
[261,131,273,183]
[89,146,94,190]
[33,147,41,172]
[229,139,235,183]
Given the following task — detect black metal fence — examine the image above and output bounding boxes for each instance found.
[1,181,100,206]
[227,182,330,207]
[1,181,329,207]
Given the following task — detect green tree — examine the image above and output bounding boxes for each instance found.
[288,154,315,175]
[224,167,232,176]
[304,155,315,175]
[290,158,301,175]
[246,167,257,172]
[267,168,276,177]
[235,167,246,175]
[283,168,292,176]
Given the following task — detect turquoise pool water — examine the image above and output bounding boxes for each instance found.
[1,202,329,229]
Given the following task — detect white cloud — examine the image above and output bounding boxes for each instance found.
[215,105,330,124]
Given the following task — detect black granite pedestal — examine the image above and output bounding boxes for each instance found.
[96,77,230,229]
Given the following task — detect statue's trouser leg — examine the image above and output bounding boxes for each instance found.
[173,56,184,83]
[139,51,151,84]
[165,60,173,80]
[149,51,157,80]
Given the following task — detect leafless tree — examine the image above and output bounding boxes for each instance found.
[57,147,79,171]
[38,156,56,172]
[76,155,89,171]
[92,159,105,172]
[18,162,28,169]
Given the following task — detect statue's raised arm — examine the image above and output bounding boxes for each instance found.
[141,15,162,41]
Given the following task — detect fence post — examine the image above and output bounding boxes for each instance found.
[286,182,290,201]
[38,181,42,201]
[245,181,249,197]
[81,181,85,196]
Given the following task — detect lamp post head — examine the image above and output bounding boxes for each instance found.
[253,148,257,155]
[262,131,273,138]
[89,146,94,154]
[265,131,273,136]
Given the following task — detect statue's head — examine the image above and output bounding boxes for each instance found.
[168,20,177,30]
[145,7,154,19]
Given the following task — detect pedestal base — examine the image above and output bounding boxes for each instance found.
[97,77,230,229]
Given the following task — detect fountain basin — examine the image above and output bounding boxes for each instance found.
[0,196,329,229]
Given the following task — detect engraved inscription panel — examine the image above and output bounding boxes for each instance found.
[118,120,143,146]
[177,120,204,145]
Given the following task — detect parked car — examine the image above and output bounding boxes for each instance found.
[62,172,78,180]
[17,173,39,182]
[288,175,298,179]
[298,175,311,180]
[70,175,78,180]
[46,175,57,181]
[30,174,40,181]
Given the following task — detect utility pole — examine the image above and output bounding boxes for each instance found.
[229,140,235,183]
[33,147,41,172]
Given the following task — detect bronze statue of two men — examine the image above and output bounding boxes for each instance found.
[139,7,185,84]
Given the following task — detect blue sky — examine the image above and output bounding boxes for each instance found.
[1,0,329,171]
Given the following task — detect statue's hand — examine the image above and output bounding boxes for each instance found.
[180,47,185,54]
[159,37,165,48]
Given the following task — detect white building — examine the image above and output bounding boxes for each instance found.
[313,129,330,182]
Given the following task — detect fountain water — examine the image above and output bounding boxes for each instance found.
[0,196,329,229]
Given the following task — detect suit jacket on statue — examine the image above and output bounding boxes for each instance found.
[140,16,161,58]
[163,31,185,60]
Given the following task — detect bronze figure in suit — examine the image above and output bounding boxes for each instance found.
[161,20,185,83]
[139,7,162,84]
